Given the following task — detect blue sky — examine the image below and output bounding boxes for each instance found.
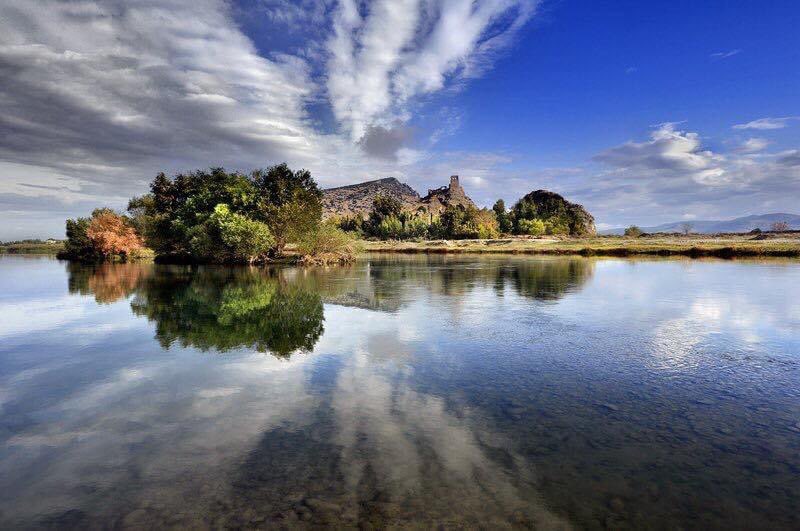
[0,0,798,238]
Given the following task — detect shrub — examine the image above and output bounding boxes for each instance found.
[544,219,570,236]
[191,204,274,263]
[337,214,364,235]
[61,208,145,262]
[376,216,404,239]
[298,223,360,264]
[475,208,500,239]
[624,225,643,238]
[403,217,430,239]
[518,218,546,236]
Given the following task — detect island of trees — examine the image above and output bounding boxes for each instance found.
[60,164,358,264]
[59,165,597,264]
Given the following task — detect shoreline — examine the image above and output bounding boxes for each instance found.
[361,235,800,259]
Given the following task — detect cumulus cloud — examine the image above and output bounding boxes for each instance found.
[575,124,800,227]
[594,123,727,185]
[733,117,798,130]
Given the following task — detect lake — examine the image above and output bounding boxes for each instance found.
[1,254,799,529]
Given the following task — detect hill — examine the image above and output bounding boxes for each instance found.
[322,175,475,218]
[601,213,800,235]
[322,178,421,218]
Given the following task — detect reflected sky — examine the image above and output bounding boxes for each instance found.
[0,255,799,529]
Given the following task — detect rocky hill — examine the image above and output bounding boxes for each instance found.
[323,176,475,218]
[322,178,420,218]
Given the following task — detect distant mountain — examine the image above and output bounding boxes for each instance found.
[601,213,800,235]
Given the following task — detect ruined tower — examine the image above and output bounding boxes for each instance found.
[448,175,465,197]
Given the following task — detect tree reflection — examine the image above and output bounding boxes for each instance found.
[67,263,324,358]
[67,262,151,304]
[129,267,324,357]
[66,256,593,358]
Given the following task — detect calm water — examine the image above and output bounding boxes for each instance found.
[1,255,799,529]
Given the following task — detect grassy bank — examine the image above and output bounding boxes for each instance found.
[362,233,800,259]
[0,241,65,255]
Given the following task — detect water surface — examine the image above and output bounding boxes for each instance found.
[1,255,799,529]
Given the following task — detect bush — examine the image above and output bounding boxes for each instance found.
[337,214,364,235]
[191,204,274,263]
[298,223,360,264]
[376,216,404,239]
[518,218,546,236]
[544,219,570,236]
[624,225,643,238]
[403,217,429,239]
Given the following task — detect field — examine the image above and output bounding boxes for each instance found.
[0,241,65,255]
[362,233,800,258]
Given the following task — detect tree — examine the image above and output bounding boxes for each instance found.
[87,209,144,258]
[189,204,274,263]
[365,193,403,236]
[130,165,320,260]
[771,220,790,232]
[60,208,144,262]
[624,225,643,238]
[680,222,694,235]
[61,216,98,262]
[511,190,595,236]
[250,163,323,255]
[518,218,546,236]
[493,199,513,234]
[135,168,257,258]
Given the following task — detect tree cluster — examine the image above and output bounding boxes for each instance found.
[59,208,146,262]
[334,194,500,241]
[62,164,353,264]
[334,189,594,241]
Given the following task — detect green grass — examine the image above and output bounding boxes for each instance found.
[0,241,65,255]
[361,234,800,259]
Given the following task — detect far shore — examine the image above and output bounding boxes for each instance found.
[361,233,800,259]
[5,233,800,260]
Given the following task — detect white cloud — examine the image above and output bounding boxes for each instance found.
[594,123,728,185]
[327,0,537,141]
[733,117,798,130]
[710,49,740,59]
[736,137,770,153]
[0,0,538,238]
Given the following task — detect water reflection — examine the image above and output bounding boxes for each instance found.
[1,255,799,529]
[129,267,324,358]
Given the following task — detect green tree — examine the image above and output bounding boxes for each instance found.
[377,216,404,239]
[250,163,323,255]
[189,204,274,263]
[135,168,257,259]
[624,225,643,237]
[493,199,513,234]
[365,194,404,237]
[518,218,546,236]
[403,216,430,239]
